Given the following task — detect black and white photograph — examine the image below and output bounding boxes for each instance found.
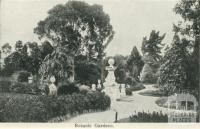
[0,0,199,127]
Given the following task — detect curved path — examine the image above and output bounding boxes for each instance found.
[65,84,171,123]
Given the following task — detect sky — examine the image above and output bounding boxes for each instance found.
[0,0,180,56]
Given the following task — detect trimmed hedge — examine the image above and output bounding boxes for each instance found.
[0,80,12,92]
[11,82,41,94]
[0,91,110,122]
[0,80,41,95]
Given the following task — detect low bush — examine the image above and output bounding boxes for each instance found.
[125,88,132,95]
[0,92,110,122]
[11,82,41,95]
[125,77,136,86]
[0,80,12,92]
[129,83,145,92]
[0,80,41,95]
[57,82,80,95]
[17,71,31,82]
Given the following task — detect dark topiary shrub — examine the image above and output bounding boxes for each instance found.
[17,71,31,82]
[57,82,80,95]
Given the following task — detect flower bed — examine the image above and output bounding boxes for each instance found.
[0,91,110,122]
[117,111,168,123]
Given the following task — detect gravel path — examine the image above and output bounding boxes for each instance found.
[65,84,171,123]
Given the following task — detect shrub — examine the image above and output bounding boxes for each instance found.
[125,76,136,86]
[129,82,145,92]
[17,71,31,82]
[0,92,110,122]
[57,82,80,95]
[0,80,41,95]
[0,80,12,92]
[75,62,101,85]
[125,88,132,95]
[11,82,41,95]
[0,94,47,122]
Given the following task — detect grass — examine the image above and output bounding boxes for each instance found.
[139,90,167,97]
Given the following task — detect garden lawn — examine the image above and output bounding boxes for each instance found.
[139,90,167,97]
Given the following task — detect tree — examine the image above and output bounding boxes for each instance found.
[3,41,28,75]
[140,63,155,83]
[114,62,127,84]
[0,50,2,70]
[3,41,43,76]
[141,30,165,61]
[1,43,12,56]
[140,30,164,83]
[15,40,23,51]
[127,46,144,80]
[113,54,127,66]
[75,62,101,85]
[4,51,24,75]
[173,0,199,96]
[34,1,114,82]
[26,42,42,75]
[173,0,200,37]
[39,46,74,84]
[158,35,190,95]
[40,41,54,60]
